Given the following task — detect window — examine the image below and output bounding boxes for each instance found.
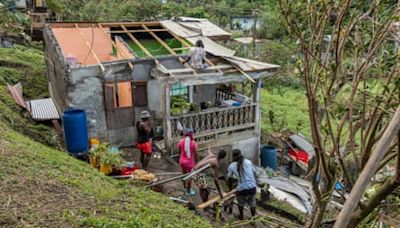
[170,82,188,96]
[104,81,133,109]
[134,82,148,106]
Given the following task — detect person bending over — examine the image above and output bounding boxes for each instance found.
[227,149,257,220]
[193,149,227,202]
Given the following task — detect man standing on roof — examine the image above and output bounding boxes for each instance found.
[136,110,153,170]
[182,39,208,70]
[178,128,198,196]
[227,149,257,220]
[193,148,227,202]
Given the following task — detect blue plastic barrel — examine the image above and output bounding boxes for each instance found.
[260,145,277,170]
[63,109,88,154]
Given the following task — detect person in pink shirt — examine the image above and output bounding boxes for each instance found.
[178,128,198,196]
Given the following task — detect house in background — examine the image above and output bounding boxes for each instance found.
[231,16,260,32]
[43,18,279,162]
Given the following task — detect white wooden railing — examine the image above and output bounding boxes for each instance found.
[169,103,257,140]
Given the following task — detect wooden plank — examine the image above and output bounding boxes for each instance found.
[109,29,169,33]
[142,24,197,76]
[164,83,173,156]
[196,189,237,210]
[235,66,256,83]
[146,172,189,187]
[74,23,105,72]
[182,163,211,181]
[121,25,152,57]
[162,26,192,48]
[98,24,134,69]
[172,47,190,51]
[100,21,160,27]
[167,64,233,74]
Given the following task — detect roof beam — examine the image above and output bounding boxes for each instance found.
[74,23,105,72]
[100,22,160,27]
[108,29,169,33]
[121,25,152,57]
[142,24,176,55]
[159,24,223,74]
[98,24,134,70]
[163,28,192,48]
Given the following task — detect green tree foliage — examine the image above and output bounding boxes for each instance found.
[48,0,163,21]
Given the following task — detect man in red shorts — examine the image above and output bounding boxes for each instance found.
[136,111,153,170]
[178,128,198,196]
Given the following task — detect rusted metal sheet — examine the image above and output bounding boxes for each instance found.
[28,98,60,120]
[6,83,26,108]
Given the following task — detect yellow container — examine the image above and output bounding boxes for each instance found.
[99,164,112,175]
[89,137,100,147]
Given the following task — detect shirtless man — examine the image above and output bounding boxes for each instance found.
[136,111,153,170]
[193,149,227,202]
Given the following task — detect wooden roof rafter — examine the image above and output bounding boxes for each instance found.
[159,24,224,74]
[98,23,134,70]
[142,24,177,55]
[108,28,169,34]
[121,24,152,57]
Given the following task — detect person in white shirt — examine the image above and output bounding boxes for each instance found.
[182,39,208,70]
[227,149,257,220]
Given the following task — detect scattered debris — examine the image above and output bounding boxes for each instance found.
[6,82,26,108]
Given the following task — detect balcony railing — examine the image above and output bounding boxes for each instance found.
[169,103,257,139]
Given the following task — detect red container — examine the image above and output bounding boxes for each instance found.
[289,148,309,164]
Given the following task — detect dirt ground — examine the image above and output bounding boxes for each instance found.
[121,147,298,228]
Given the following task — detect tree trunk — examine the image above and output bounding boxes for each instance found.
[308,201,329,228]
[334,106,400,228]
[347,177,400,228]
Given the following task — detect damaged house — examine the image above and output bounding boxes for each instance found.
[43,17,279,161]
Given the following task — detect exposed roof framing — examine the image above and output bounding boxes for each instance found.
[98,23,134,70]
[121,24,153,57]
[49,21,279,81]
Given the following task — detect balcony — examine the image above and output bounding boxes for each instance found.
[169,102,257,142]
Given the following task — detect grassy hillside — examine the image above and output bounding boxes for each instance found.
[0,122,210,227]
[260,84,310,140]
[0,45,52,145]
[0,45,210,227]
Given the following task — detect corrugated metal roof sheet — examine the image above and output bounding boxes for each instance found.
[222,56,280,71]
[186,36,235,57]
[160,19,231,40]
[28,98,60,120]
[234,37,264,44]
[160,20,199,38]
[179,20,231,39]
